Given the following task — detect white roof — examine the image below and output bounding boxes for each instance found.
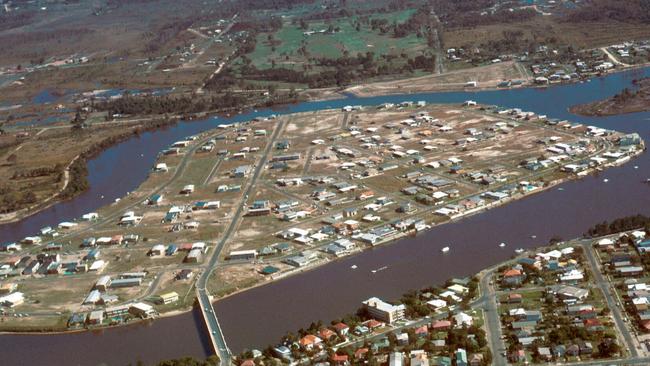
[0,292,24,304]
[426,299,447,308]
[289,227,310,237]
[89,260,105,271]
[597,238,614,246]
[454,312,473,326]
[131,302,153,312]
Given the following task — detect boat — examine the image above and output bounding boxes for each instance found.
[603,178,609,183]
[350,265,357,270]
[441,246,450,253]
[558,187,564,191]
[515,248,525,254]
[531,235,537,239]
[499,242,506,248]
[634,166,639,169]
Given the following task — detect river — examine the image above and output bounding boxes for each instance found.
[1,67,650,365]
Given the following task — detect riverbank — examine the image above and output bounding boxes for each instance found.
[6,101,643,336]
[0,117,179,225]
[570,76,650,116]
[1,66,650,365]
[2,59,646,227]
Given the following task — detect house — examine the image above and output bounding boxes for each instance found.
[0,292,24,307]
[157,292,179,305]
[129,302,156,318]
[431,320,452,330]
[469,354,483,366]
[273,345,291,359]
[185,249,203,263]
[319,328,336,341]
[537,347,552,361]
[509,349,526,363]
[87,310,104,325]
[454,312,473,327]
[148,194,163,205]
[148,244,165,256]
[333,322,349,336]
[389,352,404,366]
[331,353,348,365]
[109,278,142,288]
[227,250,257,261]
[232,165,252,178]
[299,334,322,350]
[414,325,429,338]
[94,275,111,291]
[577,340,593,354]
[354,348,369,360]
[427,299,447,310]
[506,293,523,303]
[180,185,195,194]
[456,348,468,366]
[502,268,525,286]
[410,351,429,366]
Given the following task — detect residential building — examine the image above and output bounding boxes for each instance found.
[363,297,405,324]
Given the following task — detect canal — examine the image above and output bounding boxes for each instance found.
[1,67,649,365]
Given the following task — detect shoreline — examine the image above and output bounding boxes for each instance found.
[568,75,650,117]
[2,62,649,226]
[4,136,643,335]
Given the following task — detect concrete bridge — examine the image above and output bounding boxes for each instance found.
[197,287,232,366]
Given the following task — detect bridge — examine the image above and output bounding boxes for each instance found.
[194,118,287,365]
[197,287,231,366]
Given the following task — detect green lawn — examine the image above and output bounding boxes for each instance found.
[243,9,430,71]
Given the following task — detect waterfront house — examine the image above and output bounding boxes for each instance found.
[87,310,104,325]
[319,328,336,341]
[427,299,447,310]
[299,334,322,350]
[157,292,179,305]
[272,345,291,360]
[129,302,156,318]
[502,268,525,286]
[333,322,349,336]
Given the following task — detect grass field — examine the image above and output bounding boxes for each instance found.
[241,9,429,72]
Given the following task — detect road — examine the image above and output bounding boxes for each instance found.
[195,15,237,94]
[195,118,287,365]
[479,268,508,366]
[581,240,640,358]
[601,47,631,68]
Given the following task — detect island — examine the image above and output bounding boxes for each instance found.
[0,101,643,337]
[570,77,650,116]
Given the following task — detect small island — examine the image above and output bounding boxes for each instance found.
[570,78,650,116]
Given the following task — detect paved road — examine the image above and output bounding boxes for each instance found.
[581,241,640,358]
[479,268,508,366]
[196,118,287,365]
